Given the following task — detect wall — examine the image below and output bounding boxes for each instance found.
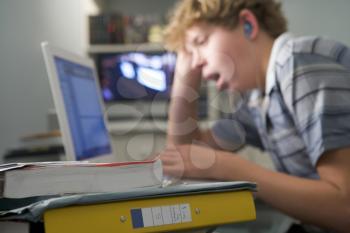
[282,0,350,45]
[0,0,86,162]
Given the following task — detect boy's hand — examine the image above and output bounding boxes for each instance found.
[174,50,202,81]
[159,144,218,179]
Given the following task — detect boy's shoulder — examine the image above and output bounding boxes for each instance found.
[272,34,350,117]
[276,34,349,68]
[275,34,350,87]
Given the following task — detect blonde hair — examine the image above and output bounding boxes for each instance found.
[163,0,288,51]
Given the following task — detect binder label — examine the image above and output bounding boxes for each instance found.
[152,207,163,226]
[131,203,192,229]
[141,208,154,227]
[180,204,192,222]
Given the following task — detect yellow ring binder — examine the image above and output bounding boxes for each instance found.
[44,190,256,233]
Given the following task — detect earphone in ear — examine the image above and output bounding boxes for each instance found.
[244,21,253,37]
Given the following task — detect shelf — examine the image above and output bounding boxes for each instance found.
[108,120,168,134]
[88,43,166,54]
[107,120,214,134]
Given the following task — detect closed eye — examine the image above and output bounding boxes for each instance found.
[193,36,208,46]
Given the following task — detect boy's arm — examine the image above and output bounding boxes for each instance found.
[216,148,350,233]
[161,145,350,232]
[166,51,219,148]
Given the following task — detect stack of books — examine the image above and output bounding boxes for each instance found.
[0,159,162,198]
[0,158,163,233]
[0,159,258,233]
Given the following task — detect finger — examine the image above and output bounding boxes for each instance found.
[163,165,185,178]
[159,151,180,159]
[159,149,182,159]
[160,154,183,166]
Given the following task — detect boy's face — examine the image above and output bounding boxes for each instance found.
[184,22,260,92]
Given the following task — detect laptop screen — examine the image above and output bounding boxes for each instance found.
[54,56,112,160]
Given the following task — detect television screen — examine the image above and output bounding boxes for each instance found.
[97,52,176,102]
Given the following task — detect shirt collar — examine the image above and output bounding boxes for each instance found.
[265,33,293,95]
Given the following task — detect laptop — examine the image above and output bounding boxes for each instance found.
[41,42,116,162]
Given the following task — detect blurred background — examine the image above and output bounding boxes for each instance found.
[0,0,350,163]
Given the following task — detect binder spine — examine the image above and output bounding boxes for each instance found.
[44,191,256,233]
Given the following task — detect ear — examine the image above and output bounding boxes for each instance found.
[239,9,259,40]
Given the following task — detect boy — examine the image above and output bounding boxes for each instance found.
[159,0,350,232]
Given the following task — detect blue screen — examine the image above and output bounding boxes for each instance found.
[97,52,176,102]
[54,57,112,160]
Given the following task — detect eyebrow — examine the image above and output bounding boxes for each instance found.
[187,33,207,46]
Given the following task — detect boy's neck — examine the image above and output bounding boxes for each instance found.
[256,32,275,92]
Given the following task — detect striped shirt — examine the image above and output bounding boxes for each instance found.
[212,33,350,178]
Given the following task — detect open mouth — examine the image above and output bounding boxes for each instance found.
[204,72,220,81]
[216,80,229,91]
[203,73,229,91]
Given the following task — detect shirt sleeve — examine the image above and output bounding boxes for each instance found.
[278,49,350,166]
